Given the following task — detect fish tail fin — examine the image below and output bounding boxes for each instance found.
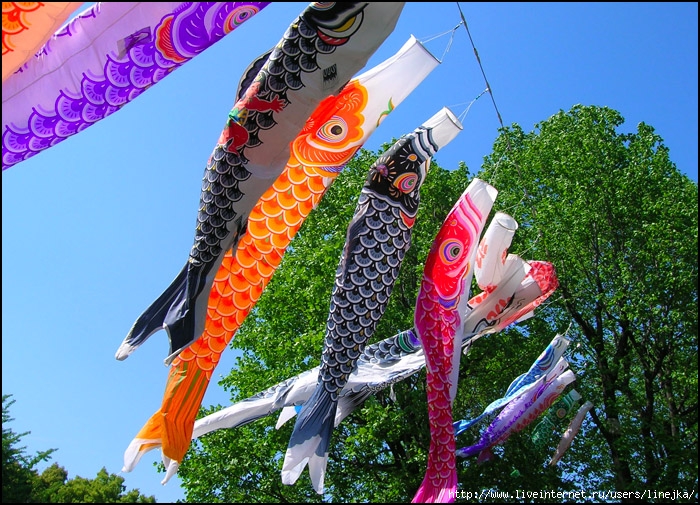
[455,444,482,459]
[476,448,495,464]
[276,405,302,429]
[122,410,164,473]
[282,387,337,494]
[411,467,458,503]
[115,265,188,361]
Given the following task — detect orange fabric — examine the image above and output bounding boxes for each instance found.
[2,2,82,81]
[130,81,371,465]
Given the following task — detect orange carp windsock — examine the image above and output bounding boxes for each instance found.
[411,178,497,504]
[122,32,441,482]
[115,2,405,366]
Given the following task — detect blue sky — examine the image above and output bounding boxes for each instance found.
[2,2,697,503]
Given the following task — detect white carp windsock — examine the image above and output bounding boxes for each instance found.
[281,107,463,495]
[411,179,497,503]
[455,357,576,463]
[549,400,594,466]
[115,2,405,365]
[474,211,518,290]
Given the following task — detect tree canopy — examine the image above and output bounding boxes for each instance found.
[2,394,157,503]
[175,104,698,503]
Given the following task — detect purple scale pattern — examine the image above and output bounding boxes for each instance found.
[2,2,269,170]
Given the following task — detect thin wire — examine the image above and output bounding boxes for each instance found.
[455,3,527,193]
[455,3,503,129]
[456,1,549,261]
[497,193,527,215]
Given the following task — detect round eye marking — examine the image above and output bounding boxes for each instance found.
[439,239,463,264]
[393,172,418,193]
[317,116,347,142]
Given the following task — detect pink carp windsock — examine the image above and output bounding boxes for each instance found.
[530,389,581,446]
[456,357,576,463]
[282,107,463,495]
[453,333,570,436]
[2,2,82,82]
[549,400,594,466]
[2,2,271,170]
[122,34,439,484]
[115,2,405,366]
[411,178,497,504]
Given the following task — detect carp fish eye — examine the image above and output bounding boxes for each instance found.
[393,172,418,193]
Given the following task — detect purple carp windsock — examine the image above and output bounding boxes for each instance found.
[115,2,405,366]
[2,2,82,82]
[411,178,497,504]
[549,400,594,466]
[456,357,576,463]
[2,2,271,170]
[453,333,570,436]
[282,107,463,495]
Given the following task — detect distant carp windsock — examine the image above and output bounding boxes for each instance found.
[115,2,405,366]
[531,389,582,446]
[282,107,463,495]
[453,333,570,436]
[121,34,439,483]
[412,178,497,504]
[2,2,271,170]
[2,2,82,82]
[456,357,576,463]
[549,400,594,466]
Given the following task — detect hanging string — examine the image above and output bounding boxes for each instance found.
[419,21,463,63]
[456,87,489,124]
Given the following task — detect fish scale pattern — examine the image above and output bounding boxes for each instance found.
[321,194,412,400]
[2,2,269,169]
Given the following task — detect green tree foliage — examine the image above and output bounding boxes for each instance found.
[177,105,697,502]
[2,394,55,503]
[2,394,157,503]
[478,104,698,498]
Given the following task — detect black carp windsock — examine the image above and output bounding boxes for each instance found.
[115,2,405,365]
[281,107,463,495]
